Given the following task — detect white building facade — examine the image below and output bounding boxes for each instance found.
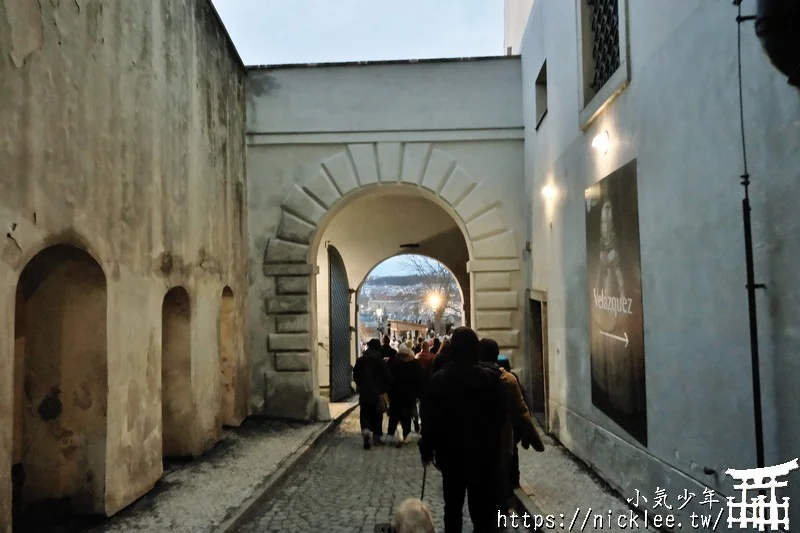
[517,0,800,526]
[504,0,534,54]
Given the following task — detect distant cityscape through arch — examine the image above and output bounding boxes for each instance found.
[356,254,465,348]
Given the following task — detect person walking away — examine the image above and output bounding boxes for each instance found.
[431,337,442,355]
[413,340,436,431]
[413,336,423,354]
[352,338,392,450]
[430,338,453,375]
[479,339,544,507]
[387,343,426,446]
[380,334,397,362]
[501,356,540,489]
[416,341,436,374]
[418,327,507,533]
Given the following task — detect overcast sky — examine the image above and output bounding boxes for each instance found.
[210,0,504,66]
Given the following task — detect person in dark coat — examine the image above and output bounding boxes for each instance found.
[380,334,397,362]
[431,337,442,355]
[413,336,423,354]
[387,343,426,446]
[353,338,392,450]
[430,338,453,375]
[418,327,507,533]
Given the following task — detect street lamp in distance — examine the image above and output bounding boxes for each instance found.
[427,292,441,311]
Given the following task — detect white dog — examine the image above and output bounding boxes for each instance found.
[393,498,435,533]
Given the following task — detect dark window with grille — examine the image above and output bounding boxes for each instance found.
[586,0,621,92]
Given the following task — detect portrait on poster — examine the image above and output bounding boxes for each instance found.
[585,159,647,445]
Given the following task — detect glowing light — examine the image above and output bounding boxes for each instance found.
[427,293,442,310]
[541,184,558,201]
[592,130,610,153]
[375,308,383,318]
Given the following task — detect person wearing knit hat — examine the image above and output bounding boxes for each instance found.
[386,342,426,447]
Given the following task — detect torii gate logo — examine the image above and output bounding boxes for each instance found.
[726,458,799,531]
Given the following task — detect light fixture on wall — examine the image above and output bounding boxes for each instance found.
[591,130,610,154]
[541,184,558,201]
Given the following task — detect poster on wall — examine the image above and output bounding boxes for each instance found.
[585,159,647,446]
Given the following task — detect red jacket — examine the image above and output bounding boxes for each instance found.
[416,350,435,373]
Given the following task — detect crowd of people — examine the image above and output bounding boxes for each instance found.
[352,326,545,533]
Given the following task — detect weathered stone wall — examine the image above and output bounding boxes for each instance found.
[0,0,248,529]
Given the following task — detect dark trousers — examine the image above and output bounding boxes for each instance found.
[387,400,413,438]
[359,403,384,437]
[387,412,412,438]
[441,467,501,533]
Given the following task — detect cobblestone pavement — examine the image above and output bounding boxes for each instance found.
[517,420,657,533]
[238,408,534,533]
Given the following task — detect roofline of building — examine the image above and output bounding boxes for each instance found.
[246,54,520,71]
[204,0,246,71]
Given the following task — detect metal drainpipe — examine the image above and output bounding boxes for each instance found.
[755,0,800,88]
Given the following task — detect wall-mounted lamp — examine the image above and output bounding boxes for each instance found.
[591,130,610,154]
[541,184,558,201]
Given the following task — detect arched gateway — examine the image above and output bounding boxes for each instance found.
[262,142,523,420]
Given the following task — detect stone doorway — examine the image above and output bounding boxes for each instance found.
[528,297,548,429]
[161,287,193,458]
[12,245,108,524]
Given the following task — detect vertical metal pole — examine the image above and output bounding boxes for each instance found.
[742,192,765,470]
[736,2,766,471]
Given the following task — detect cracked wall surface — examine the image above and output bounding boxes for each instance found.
[0,1,248,530]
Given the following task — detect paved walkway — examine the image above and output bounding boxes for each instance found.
[517,423,657,532]
[17,400,356,533]
[237,408,535,533]
[86,418,328,533]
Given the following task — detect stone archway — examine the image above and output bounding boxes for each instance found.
[262,142,522,420]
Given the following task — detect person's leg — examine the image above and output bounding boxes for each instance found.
[442,469,467,533]
[412,400,421,432]
[400,416,412,441]
[387,410,399,442]
[467,470,502,533]
[371,410,385,444]
[359,404,373,450]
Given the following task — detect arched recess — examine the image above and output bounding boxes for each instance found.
[161,287,193,457]
[262,142,522,419]
[13,244,108,516]
[218,286,237,427]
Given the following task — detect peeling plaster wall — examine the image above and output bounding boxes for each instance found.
[0,0,248,528]
[246,58,527,421]
[521,0,800,526]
